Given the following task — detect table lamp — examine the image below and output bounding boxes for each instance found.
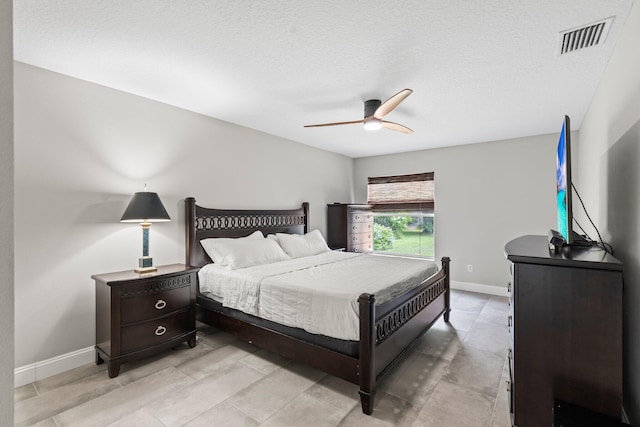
[120,187,171,273]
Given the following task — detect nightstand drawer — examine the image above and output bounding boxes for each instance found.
[121,310,190,353]
[121,285,190,325]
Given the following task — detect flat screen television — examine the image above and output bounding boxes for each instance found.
[556,115,574,244]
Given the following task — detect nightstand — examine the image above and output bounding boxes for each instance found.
[93,264,198,378]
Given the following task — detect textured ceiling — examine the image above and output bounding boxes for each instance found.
[13,1,636,158]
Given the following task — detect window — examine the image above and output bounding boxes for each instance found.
[367,172,435,259]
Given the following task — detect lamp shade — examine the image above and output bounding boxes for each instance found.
[120,192,171,223]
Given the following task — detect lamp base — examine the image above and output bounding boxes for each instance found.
[135,256,157,274]
[134,266,158,274]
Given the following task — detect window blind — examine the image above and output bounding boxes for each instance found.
[367,172,434,212]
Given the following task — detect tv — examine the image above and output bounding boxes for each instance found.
[556,115,574,244]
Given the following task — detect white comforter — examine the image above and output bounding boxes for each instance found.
[198,251,439,341]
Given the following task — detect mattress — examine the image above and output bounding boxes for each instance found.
[198,251,439,341]
[196,294,360,356]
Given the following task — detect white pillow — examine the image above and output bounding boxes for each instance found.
[274,230,330,258]
[200,230,264,264]
[217,239,290,269]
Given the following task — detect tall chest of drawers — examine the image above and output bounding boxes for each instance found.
[326,203,374,253]
[93,263,198,378]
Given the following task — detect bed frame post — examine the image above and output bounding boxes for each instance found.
[358,293,376,415]
[302,202,309,234]
[442,256,451,322]
[185,197,196,266]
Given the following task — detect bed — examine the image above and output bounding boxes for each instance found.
[185,198,451,414]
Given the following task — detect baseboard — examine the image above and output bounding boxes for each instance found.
[451,280,509,297]
[14,346,95,388]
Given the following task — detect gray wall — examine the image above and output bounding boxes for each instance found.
[13,62,353,370]
[354,134,560,290]
[0,0,13,423]
[575,1,640,423]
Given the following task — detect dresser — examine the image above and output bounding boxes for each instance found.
[326,203,374,253]
[504,235,623,427]
[93,264,198,378]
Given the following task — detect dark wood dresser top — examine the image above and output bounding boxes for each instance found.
[505,235,622,271]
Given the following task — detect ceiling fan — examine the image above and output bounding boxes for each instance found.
[304,88,414,134]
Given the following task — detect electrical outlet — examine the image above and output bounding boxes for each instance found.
[467,264,474,272]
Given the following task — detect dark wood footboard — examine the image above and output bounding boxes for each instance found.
[185,198,450,415]
[358,257,450,414]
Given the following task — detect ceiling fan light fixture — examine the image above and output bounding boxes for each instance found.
[364,118,382,131]
[304,89,412,134]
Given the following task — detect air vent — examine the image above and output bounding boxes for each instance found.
[558,17,614,55]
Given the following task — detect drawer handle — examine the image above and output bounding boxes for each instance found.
[155,299,167,310]
[155,326,167,336]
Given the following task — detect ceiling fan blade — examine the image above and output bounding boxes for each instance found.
[374,89,413,119]
[381,120,413,134]
[304,119,364,128]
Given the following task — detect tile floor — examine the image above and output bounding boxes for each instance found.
[14,290,511,426]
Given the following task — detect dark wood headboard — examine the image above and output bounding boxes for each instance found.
[185,197,309,268]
